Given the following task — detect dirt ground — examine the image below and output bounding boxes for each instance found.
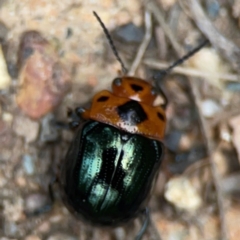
[1,0,240,239]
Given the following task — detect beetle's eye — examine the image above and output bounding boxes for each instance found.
[151,87,157,96]
[113,78,122,86]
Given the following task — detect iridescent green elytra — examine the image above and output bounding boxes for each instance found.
[60,121,163,226]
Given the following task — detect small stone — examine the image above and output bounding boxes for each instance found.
[188,47,227,89]
[201,99,220,118]
[225,82,240,92]
[17,31,71,119]
[160,0,177,10]
[114,227,126,240]
[0,44,11,90]
[219,122,231,142]
[40,113,59,143]
[13,115,39,143]
[164,176,202,212]
[113,23,144,43]
[206,0,220,18]
[15,176,27,187]
[3,197,24,222]
[37,221,51,233]
[22,154,35,175]
[3,221,18,237]
[25,193,51,216]
[2,112,13,123]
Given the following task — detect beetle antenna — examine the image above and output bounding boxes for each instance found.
[153,39,209,109]
[153,39,209,80]
[93,11,128,74]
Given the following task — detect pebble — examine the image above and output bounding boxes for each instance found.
[40,113,59,143]
[3,222,18,237]
[188,47,226,89]
[164,176,202,212]
[206,0,220,18]
[15,176,27,187]
[17,31,71,119]
[2,112,13,123]
[3,197,24,222]
[25,193,51,216]
[113,23,144,43]
[22,154,35,175]
[0,44,11,90]
[164,131,182,152]
[201,99,220,118]
[114,227,126,239]
[225,82,240,92]
[13,115,39,143]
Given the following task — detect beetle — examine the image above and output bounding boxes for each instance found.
[58,11,209,240]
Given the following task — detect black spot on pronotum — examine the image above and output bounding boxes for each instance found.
[130,84,143,92]
[117,100,148,125]
[97,96,109,102]
[157,112,165,121]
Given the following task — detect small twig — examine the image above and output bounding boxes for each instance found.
[146,1,183,55]
[183,158,210,176]
[192,87,229,240]
[210,107,240,128]
[127,10,152,76]
[187,0,240,73]
[144,59,240,82]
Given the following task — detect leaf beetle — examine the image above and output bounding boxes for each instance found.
[57,11,209,240]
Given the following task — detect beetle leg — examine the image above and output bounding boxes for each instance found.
[24,177,57,217]
[51,119,79,130]
[68,121,79,129]
[31,176,58,215]
[52,107,83,130]
[48,176,58,203]
[135,208,150,240]
[75,106,91,120]
[50,107,80,130]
